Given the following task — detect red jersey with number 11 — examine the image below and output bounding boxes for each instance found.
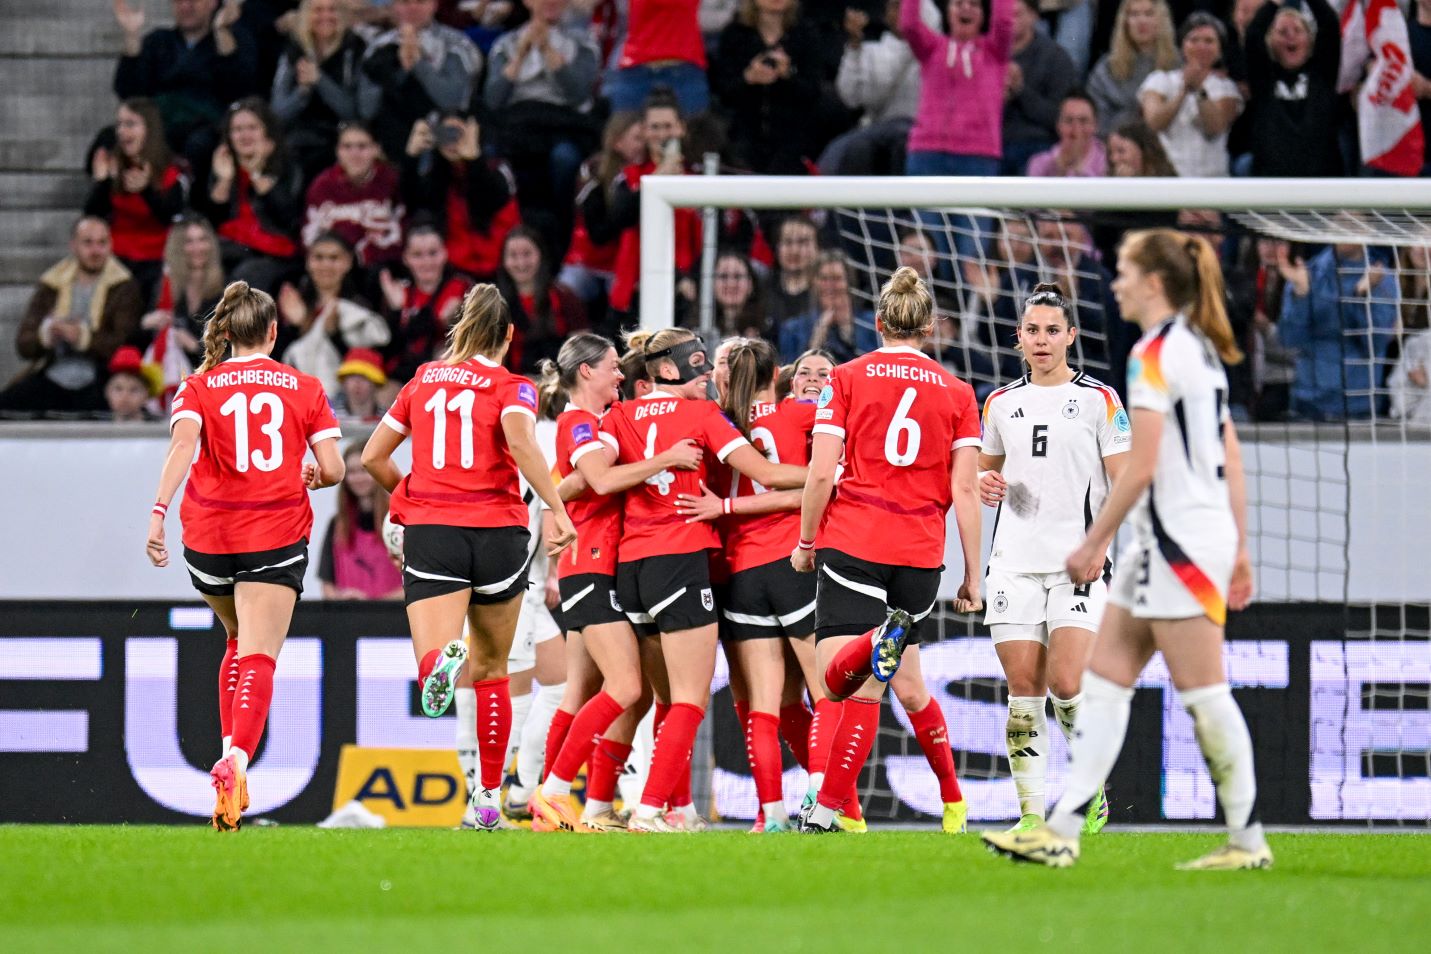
[813,346,980,568]
[601,390,749,561]
[384,355,539,529]
[170,353,340,554]
[725,399,816,573]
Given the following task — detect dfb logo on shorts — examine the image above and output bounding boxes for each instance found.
[610,590,623,612]
[1062,399,1080,419]
[993,591,1008,613]
[701,588,714,611]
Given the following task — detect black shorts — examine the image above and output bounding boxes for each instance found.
[558,572,626,632]
[402,524,532,606]
[814,549,942,644]
[616,551,716,635]
[184,538,308,597]
[723,557,817,641]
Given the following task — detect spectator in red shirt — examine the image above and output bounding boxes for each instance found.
[137,215,225,393]
[495,225,587,374]
[85,99,188,303]
[604,0,711,114]
[205,98,304,294]
[302,122,405,272]
[377,222,473,383]
[400,115,522,282]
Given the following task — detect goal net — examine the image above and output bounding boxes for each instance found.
[644,178,1431,827]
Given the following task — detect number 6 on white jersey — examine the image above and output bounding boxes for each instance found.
[883,387,921,467]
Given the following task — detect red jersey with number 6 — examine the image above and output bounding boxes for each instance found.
[383,355,538,529]
[812,346,980,568]
[554,405,623,577]
[725,399,816,573]
[170,354,341,554]
[601,390,750,561]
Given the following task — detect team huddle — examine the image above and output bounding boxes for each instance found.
[146,225,1273,870]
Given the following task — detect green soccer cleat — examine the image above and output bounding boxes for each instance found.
[420,639,467,718]
[1007,813,1042,833]
[982,819,1080,868]
[1082,787,1110,836]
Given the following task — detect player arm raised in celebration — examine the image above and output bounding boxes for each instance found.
[949,445,983,614]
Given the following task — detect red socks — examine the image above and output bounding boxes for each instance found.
[815,696,879,811]
[472,677,511,791]
[551,691,626,784]
[640,702,704,809]
[908,698,963,803]
[746,711,783,807]
[417,648,441,687]
[543,708,575,782]
[823,635,876,699]
[218,637,239,741]
[587,738,632,803]
[779,702,812,771]
[808,697,841,775]
[230,654,276,760]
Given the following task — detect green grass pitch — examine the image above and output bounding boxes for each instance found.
[3,827,1429,953]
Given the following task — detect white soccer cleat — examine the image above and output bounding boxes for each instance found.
[982,819,1079,868]
[1176,842,1274,871]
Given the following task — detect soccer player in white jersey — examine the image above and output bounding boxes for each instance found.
[978,282,1131,834]
[984,229,1271,871]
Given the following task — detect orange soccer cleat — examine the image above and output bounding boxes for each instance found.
[210,753,246,832]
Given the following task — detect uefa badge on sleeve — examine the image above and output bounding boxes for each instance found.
[817,385,834,408]
[1114,409,1131,433]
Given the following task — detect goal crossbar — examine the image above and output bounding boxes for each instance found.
[637,175,1431,330]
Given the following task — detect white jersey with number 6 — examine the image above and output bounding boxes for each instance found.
[980,371,1130,574]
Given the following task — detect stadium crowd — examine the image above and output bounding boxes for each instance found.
[2,0,1429,427]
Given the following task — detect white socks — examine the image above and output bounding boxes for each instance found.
[1048,672,1133,839]
[1182,682,1265,851]
[1050,692,1081,744]
[454,686,479,794]
[542,774,572,799]
[507,687,533,768]
[512,682,564,797]
[1006,696,1048,818]
[762,800,788,823]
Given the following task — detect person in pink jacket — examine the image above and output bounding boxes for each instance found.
[901,0,1015,263]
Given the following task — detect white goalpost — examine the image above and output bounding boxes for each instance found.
[638,175,1431,826]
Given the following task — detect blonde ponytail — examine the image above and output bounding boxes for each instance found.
[444,284,510,364]
[197,280,275,373]
[1186,236,1243,365]
[719,338,777,439]
[877,265,933,340]
[1123,229,1243,365]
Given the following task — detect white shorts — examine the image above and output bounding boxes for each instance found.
[984,569,1107,645]
[508,580,561,672]
[1108,538,1233,623]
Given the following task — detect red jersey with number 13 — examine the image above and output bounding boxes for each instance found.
[384,355,539,529]
[813,346,980,568]
[170,354,341,554]
[601,391,749,561]
[554,405,623,577]
[725,399,815,573]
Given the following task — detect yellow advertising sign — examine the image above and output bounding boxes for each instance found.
[331,745,467,828]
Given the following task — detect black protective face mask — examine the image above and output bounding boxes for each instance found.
[649,337,711,390]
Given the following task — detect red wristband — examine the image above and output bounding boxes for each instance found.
[797,538,815,550]
[152,502,168,517]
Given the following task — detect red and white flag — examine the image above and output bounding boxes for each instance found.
[1340,0,1424,176]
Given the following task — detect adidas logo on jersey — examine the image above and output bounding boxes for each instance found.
[1009,408,1025,418]
[1071,602,1088,613]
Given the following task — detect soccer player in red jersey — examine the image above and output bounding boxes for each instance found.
[528,332,704,832]
[600,327,808,832]
[792,266,984,834]
[361,284,577,830]
[790,349,835,402]
[675,338,820,831]
[146,281,345,831]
